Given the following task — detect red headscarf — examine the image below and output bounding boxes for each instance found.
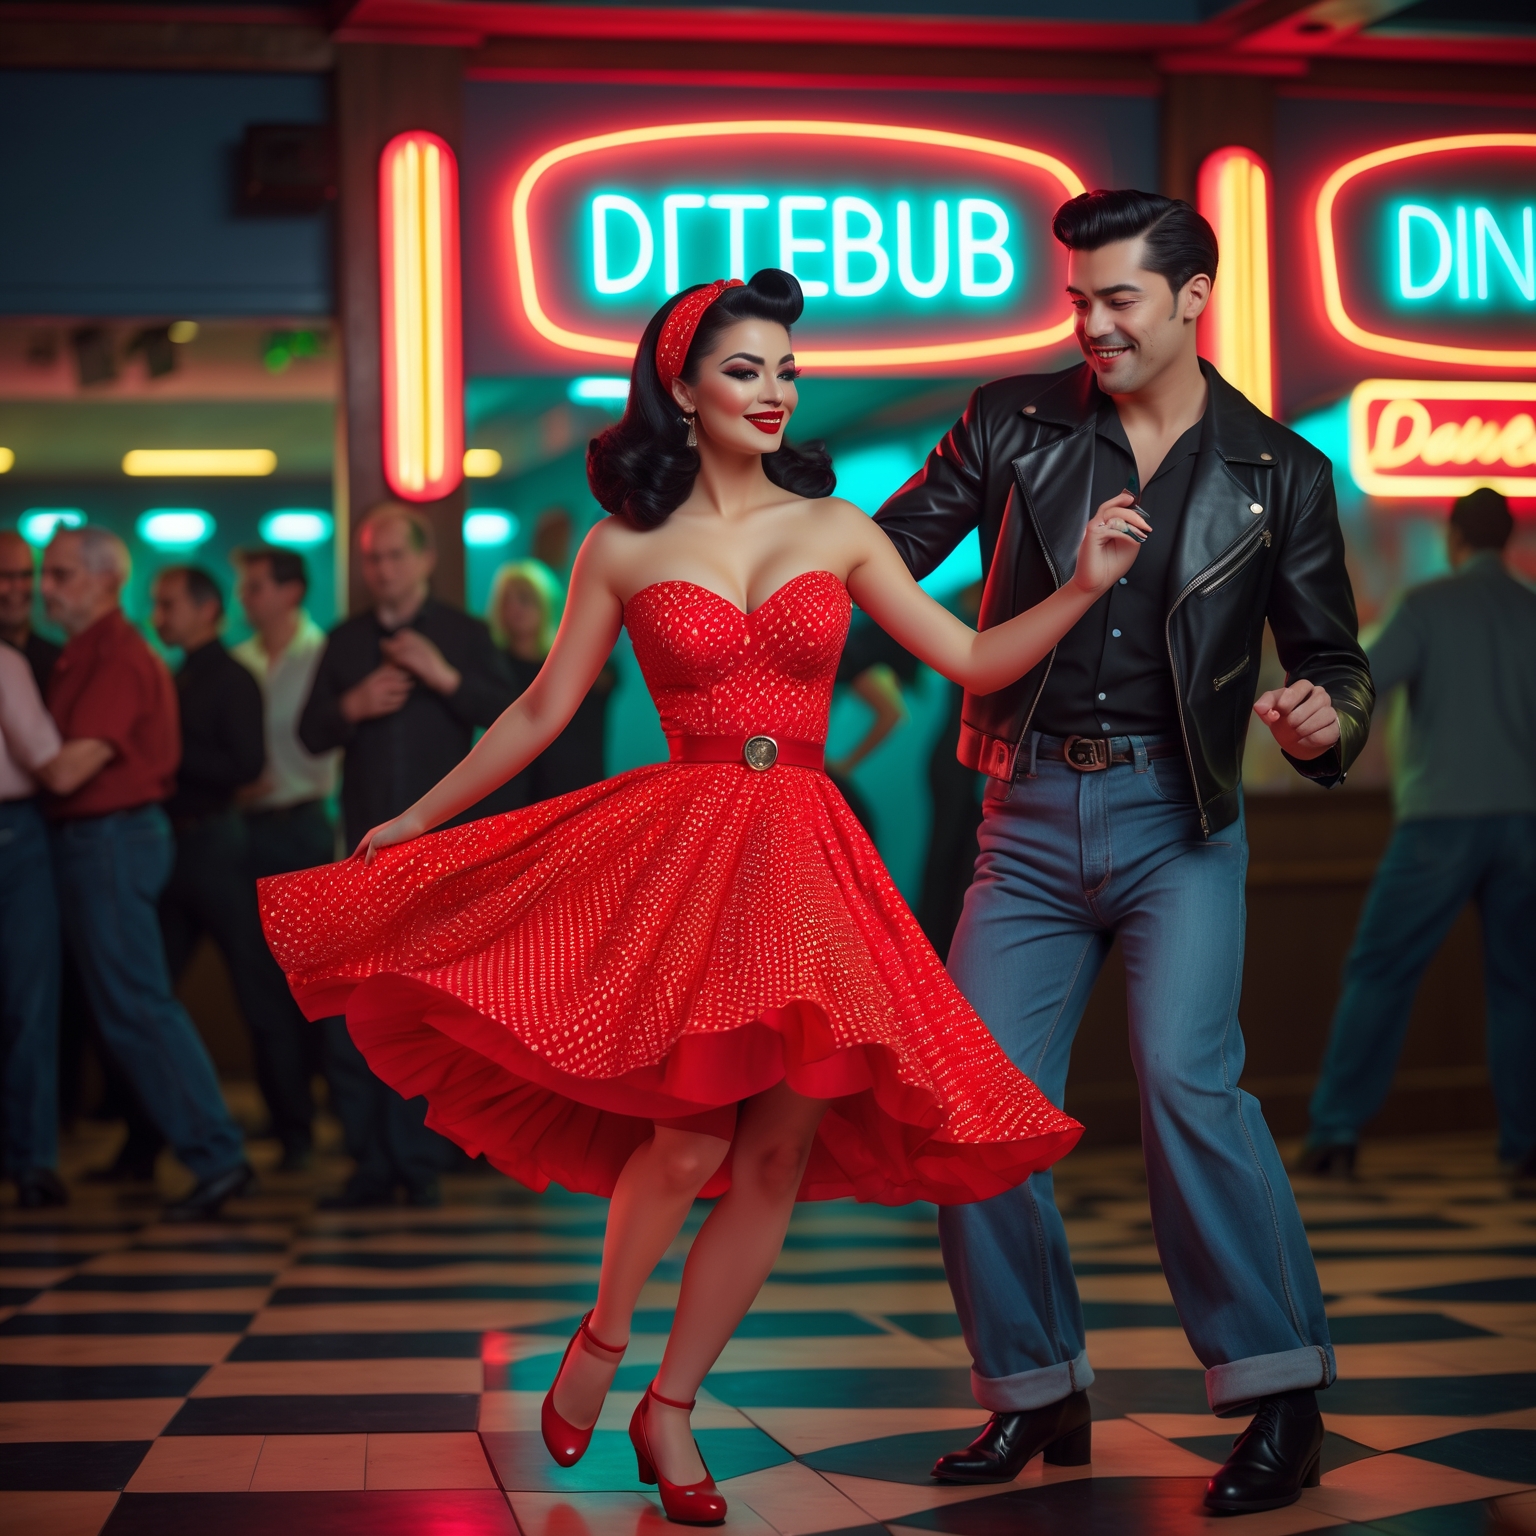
[654,278,743,391]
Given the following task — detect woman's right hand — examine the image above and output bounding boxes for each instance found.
[355,813,425,865]
[1071,492,1152,597]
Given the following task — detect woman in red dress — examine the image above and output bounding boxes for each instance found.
[259,269,1148,1525]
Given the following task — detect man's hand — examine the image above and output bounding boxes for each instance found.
[380,629,461,696]
[340,663,414,723]
[1253,679,1340,760]
[36,739,113,798]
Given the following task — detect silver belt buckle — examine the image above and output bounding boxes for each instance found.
[1063,735,1109,772]
[743,735,778,771]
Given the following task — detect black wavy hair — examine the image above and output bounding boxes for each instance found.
[1052,189,1219,296]
[586,267,835,529]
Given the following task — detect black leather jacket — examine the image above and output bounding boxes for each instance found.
[875,361,1374,835]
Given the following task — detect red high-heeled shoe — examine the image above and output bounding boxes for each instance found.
[540,1310,627,1467]
[628,1382,727,1526]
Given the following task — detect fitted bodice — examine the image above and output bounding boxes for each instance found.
[625,570,851,745]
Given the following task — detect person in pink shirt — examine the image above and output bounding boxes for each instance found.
[0,642,66,1206]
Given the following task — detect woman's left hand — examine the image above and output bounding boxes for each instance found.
[1071,492,1152,597]
[356,814,424,865]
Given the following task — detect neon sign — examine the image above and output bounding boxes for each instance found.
[1197,146,1275,417]
[507,120,1087,370]
[1316,134,1536,368]
[587,190,1014,302]
[1395,203,1534,304]
[380,130,464,504]
[1349,380,1536,498]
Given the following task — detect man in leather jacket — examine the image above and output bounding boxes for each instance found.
[876,189,1373,1514]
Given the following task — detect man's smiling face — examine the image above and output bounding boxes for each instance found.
[1066,236,1209,396]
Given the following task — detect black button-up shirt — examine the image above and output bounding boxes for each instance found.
[1032,404,1206,739]
[299,597,514,846]
[168,639,266,822]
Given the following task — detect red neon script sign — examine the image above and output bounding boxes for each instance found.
[1349,380,1536,498]
[507,120,1087,371]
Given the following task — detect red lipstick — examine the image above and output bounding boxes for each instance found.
[745,412,784,435]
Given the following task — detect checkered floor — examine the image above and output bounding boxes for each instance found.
[5,1128,1536,1535]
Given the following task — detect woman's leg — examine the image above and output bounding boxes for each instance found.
[552,1126,730,1430]
[647,1083,827,1483]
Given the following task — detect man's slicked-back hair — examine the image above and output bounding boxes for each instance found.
[1053,190,1219,296]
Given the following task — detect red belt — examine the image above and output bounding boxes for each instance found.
[670,734,825,772]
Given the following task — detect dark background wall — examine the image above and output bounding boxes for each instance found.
[0,70,333,316]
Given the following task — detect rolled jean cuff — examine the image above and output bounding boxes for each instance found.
[972,1349,1094,1413]
[1207,1344,1336,1416]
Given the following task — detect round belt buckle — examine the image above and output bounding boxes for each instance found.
[743,735,778,771]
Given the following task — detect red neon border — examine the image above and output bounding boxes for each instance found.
[1315,133,1536,370]
[508,118,1087,369]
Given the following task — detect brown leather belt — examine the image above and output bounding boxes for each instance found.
[671,734,825,772]
[1036,732,1182,772]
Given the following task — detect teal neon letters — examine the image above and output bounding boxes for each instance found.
[1395,200,1535,305]
[587,190,1016,304]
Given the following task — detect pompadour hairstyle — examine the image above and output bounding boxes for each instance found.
[1053,189,1219,296]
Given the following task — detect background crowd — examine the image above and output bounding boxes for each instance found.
[0,501,612,1216]
[0,488,1532,1215]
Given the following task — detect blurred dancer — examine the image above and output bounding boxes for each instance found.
[232,546,337,878]
[486,558,614,808]
[0,642,65,1207]
[41,528,251,1221]
[0,529,60,692]
[1300,489,1536,1177]
[298,504,513,1208]
[153,565,315,1170]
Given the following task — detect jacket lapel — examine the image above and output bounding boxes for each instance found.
[1011,424,1097,588]
[1009,363,1099,589]
[1167,366,1278,605]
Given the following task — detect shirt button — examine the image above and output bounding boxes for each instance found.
[1101,722,1110,731]
[1097,692,1107,700]
[1112,628,1121,637]
[1119,577,1128,585]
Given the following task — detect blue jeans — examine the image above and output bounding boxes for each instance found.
[51,806,244,1182]
[0,799,60,1174]
[1309,814,1536,1164]
[940,740,1334,1416]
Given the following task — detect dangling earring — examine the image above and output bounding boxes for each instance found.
[683,414,698,449]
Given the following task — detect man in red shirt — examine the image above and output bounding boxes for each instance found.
[41,526,251,1220]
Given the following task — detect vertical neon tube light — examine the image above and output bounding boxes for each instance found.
[379,130,463,502]
[1197,146,1276,417]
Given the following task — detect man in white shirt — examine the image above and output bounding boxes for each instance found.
[0,644,66,1206]
[232,547,338,880]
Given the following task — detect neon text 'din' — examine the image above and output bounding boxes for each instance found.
[1396,202,1535,304]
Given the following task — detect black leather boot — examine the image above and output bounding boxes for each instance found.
[931,1390,1091,1484]
[1204,1392,1324,1513]
[163,1161,256,1223]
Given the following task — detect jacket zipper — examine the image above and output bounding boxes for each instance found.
[1197,526,1272,598]
[1013,477,1062,764]
[1165,521,1272,837]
